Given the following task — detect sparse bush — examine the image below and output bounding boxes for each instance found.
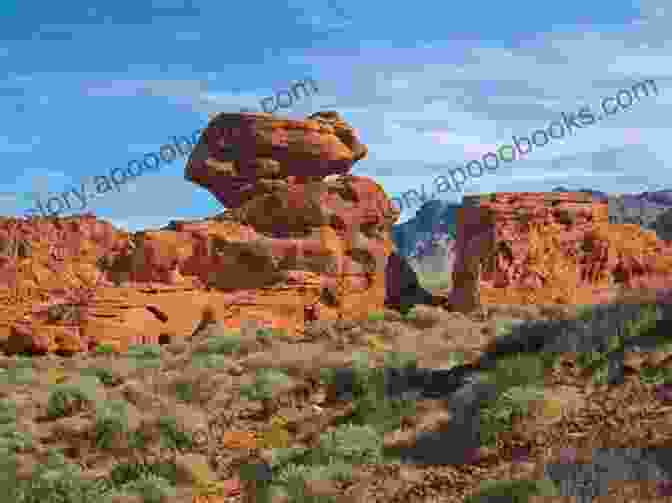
[478,352,546,393]
[464,478,559,502]
[190,353,228,369]
[125,344,162,359]
[173,381,195,402]
[383,351,418,370]
[157,416,193,451]
[0,423,33,452]
[80,366,116,386]
[109,461,178,488]
[239,369,291,402]
[0,358,35,385]
[193,335,241,356]
[115,473,176,503]
[317,424,383,465]
[479,384,545,447]
[94,400,129,449]
[6,447,114,502]
[93,344,116,356]
[46,375,100,418]
[0,399,17,424]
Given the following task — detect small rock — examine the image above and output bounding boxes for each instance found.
[165,341,187,355]
[304,478,341,498]
[227,363,246,376]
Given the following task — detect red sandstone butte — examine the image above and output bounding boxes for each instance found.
[446,192,672,311]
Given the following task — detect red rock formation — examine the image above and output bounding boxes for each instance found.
[447,192,672,311]
[1,112,398,353]
[185,111,367,208]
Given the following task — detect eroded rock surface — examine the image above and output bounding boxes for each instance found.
[447,192,672,311]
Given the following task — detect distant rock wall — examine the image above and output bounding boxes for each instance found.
[447,192,672,311]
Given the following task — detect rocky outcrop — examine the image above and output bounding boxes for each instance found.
[0,112,405,353]
[446,192,672,311]
[0,215,132,354]
[185,111,367,209]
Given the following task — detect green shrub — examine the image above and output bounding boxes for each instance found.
[464,478,559,502]
[479,385,545,447]
[94,400,129,449]
[194,335,241,355]
[329,351,417,433]
[640,366,672,385]
[317,424,383,465]
[115,473,176,503]
[0,358,35,385]
[157,416,193,451]
[7,448,113,502]
[239,369,291,401]
[0,424,33,452]
[0,399,17,424]
[366,311,384,322]
[478,352,546,393]
[575,304,596,322]
[125,344,162,359]
[109,460,178,488]
[93,344,116,356]
[79,367,116,386]
[190,353,228,369]
[173,381,196,403]
[383,351,418,370]
[256,327,286,340]
[46,376,100,418]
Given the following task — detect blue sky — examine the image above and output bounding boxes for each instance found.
[0,0,670,231]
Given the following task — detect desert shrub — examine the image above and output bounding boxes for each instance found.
[256,327,287,340]
[46,375,100,418]
[0,358,35,385]
[0,424,33,452]
[108,460,178,488]
[93,344,116,356]
[239,369,291,402]
[4,448,113,502]
[383,350,418,370]
[478,352,547,393]
[126,344,162,359]
[173,381,196,402]
[193,335,241,356]
[479,384,545,448]
[79,366,116,386]
[157,416,193,451]
[464,478,559,502]
[640,366,672,386]
[324,351,417,433]
[190,353,228,369]
[94,400,129,449]
[114,473,176,503]
[317,424,383,465]
[0,399,17,424]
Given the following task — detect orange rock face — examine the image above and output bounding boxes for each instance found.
[447,192,672,310]
[185,111,368,208]
[1,112,397,353]
[107,174,398,338]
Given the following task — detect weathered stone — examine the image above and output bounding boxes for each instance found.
[447,192,672,310]
[185,112,367,208]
